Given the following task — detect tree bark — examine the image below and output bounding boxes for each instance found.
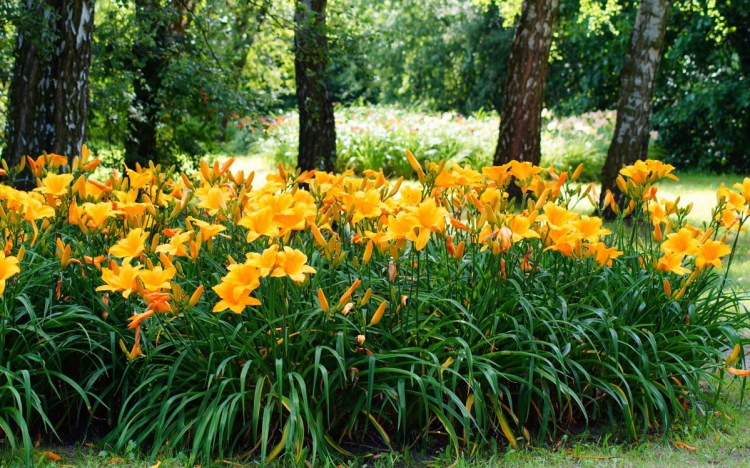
[493,0,559,167]
[2,0,95,185]
[599,0,671,212]
[294,0,336,173]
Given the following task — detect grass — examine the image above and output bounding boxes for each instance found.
[18,382,750,467]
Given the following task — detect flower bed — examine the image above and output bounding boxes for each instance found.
[0,149,748,463]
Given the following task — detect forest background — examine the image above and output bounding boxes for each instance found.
[0,0,747,178]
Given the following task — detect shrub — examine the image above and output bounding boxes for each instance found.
[241,106,660,183]
[0,149,747,464]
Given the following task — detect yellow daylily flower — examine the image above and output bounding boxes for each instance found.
[212,281,261,313]
[239,206,279,242]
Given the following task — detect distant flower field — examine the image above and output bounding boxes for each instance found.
[0,148,747,464]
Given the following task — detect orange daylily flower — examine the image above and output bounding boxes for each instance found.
[37,173,74,197]
[189,218,227,240]
[508,161,542,185]
[81,202,115,229]
[345,189,388,224]
[195,185,228,215]
[271,247,316,282]
[407,198,448,250]
[572,216,610,243]
[584,242,622,267]
[245,245,279,277]
[21,196,55,221]
[660,228,700,256]
[0,252,20,296]
[239,206,279,242]
[212,281,261,313]
[541,202,577,229]
[155,230,193,257]
[657,253,691,276]
[97,262,143,298]
[109,228,150,262]
[138,265,177,292]
[733,177,750,202]
[695,239,731,269]
[508,214,540,242]
[125,168,154,190]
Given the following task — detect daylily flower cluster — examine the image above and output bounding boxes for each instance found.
[0,148,744,363]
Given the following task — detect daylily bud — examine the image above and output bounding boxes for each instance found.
[339,279,362,305]
[454,241,465,260]
[359,288,372,306]
[187,285,204,307]
[388,260,397,282]
[388,177,404,199]
[369,300,387,327]
[310,223,326,247]
[318,288,330,314]
[362,240,374,265]
[180,172,194,190]
[663,279,672,297]
[572,163,584,181]
[406,150,425,184]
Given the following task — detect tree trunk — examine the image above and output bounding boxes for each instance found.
[2,0,95,186]
[493,0,559,167]
[599,0,671,212]
[294,0,336,173]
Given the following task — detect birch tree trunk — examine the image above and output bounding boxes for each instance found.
[599,0,671,211]
[493,0,559,166]
[294,0,336,173]
[2,0,95,186]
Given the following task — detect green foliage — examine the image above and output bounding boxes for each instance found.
[546,0,634,114]
[653,0,750,172]
[87,0,277,167]
[0,251,122,464]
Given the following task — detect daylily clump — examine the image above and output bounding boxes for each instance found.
[0,147,748,462]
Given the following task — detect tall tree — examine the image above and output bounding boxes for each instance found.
[2,0,95,184]
[294,0,336,172]
[493,0,559,166]
[600,0,671,210]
